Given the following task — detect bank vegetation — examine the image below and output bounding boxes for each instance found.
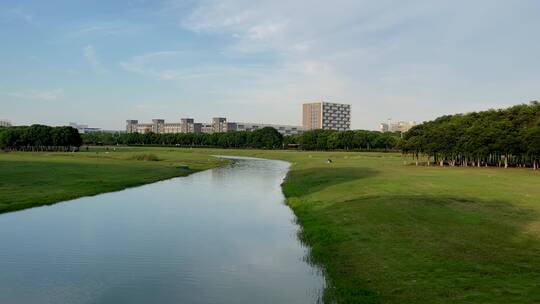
[401,102,540,169]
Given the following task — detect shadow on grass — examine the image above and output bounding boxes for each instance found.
[290,192,540,304]
[282,166,379,198]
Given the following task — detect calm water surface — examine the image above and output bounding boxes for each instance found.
[0,157,325,303]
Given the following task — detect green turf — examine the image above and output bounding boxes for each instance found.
[0,147,226,213]
[1,147,539,303]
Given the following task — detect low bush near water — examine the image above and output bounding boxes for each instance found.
[129,154,160,161]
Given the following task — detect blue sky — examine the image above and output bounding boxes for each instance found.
[1,0,539,130]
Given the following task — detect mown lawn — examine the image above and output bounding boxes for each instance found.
[0,147,226,213]
[1,147,539,303]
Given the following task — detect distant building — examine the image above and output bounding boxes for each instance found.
[380,121,417,133]
[0,120,12,127]
[212,117,225,133]
[163,123,182,134]
[151,119,165,133]
[236,123,304,136]
[126,120,138,133]
[303,101,351,131]
[180,118,194,133]
[200,123,214,134]
[126,117,303,136]
[69,122,102,134]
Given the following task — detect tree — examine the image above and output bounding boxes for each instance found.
[248,127,283,149]
[401,102,540,169]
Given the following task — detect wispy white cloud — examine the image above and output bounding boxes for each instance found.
[83,45,108,73]
[119,51,218,80]
[1,7,36,25]
[70,21,145,38]
[2,89,65,101]
[169,0,540,127]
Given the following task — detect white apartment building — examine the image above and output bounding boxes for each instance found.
[303,101,351,131]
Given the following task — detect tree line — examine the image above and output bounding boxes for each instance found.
[284,129,400,151]
[82,127,401,151]
[400,102,540,170]
[83,127,284,149]
[0,125,82,151]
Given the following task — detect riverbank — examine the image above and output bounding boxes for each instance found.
[0,147,227,213]
[2,146,539,303]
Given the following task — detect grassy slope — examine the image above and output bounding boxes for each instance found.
[1,147,539,303]
[0,147,226,213]
[285,152,540,303]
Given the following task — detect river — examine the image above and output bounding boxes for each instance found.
[0,156,325,303]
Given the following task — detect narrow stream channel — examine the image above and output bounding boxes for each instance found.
[0,157,325,303]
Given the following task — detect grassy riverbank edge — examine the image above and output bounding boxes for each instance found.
[0,148,229,214]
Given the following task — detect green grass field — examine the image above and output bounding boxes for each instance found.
[0,147,226,213]
[1,147,539,303]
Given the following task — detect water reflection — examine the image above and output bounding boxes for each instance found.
[0,157,325,303]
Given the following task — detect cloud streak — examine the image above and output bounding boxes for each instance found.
[2,89,65,101]
[173,0,540,127]
[83,45,108,73]
[1,7,36,25]
[119,51,218,80]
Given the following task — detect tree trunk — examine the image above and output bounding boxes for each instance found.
[504,155,508,169]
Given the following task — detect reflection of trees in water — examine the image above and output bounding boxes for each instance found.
[211,166,230,180]
[209,159,290,193]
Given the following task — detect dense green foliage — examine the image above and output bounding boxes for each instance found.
[83,128,400,151]
[83,126,283,149]
[401,102,540,169]
[285,129,400,151]
[0,125,82,151]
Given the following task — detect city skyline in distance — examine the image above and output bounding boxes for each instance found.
[1,0,539,130]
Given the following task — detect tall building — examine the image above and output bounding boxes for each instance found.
[0,120,12,127]
[302,101,351,131]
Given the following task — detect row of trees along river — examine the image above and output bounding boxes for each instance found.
[400,102,540,170]
[81,127,401,151]
[0,125,82,151]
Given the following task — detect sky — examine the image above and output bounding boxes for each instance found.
[1,0,539,130]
